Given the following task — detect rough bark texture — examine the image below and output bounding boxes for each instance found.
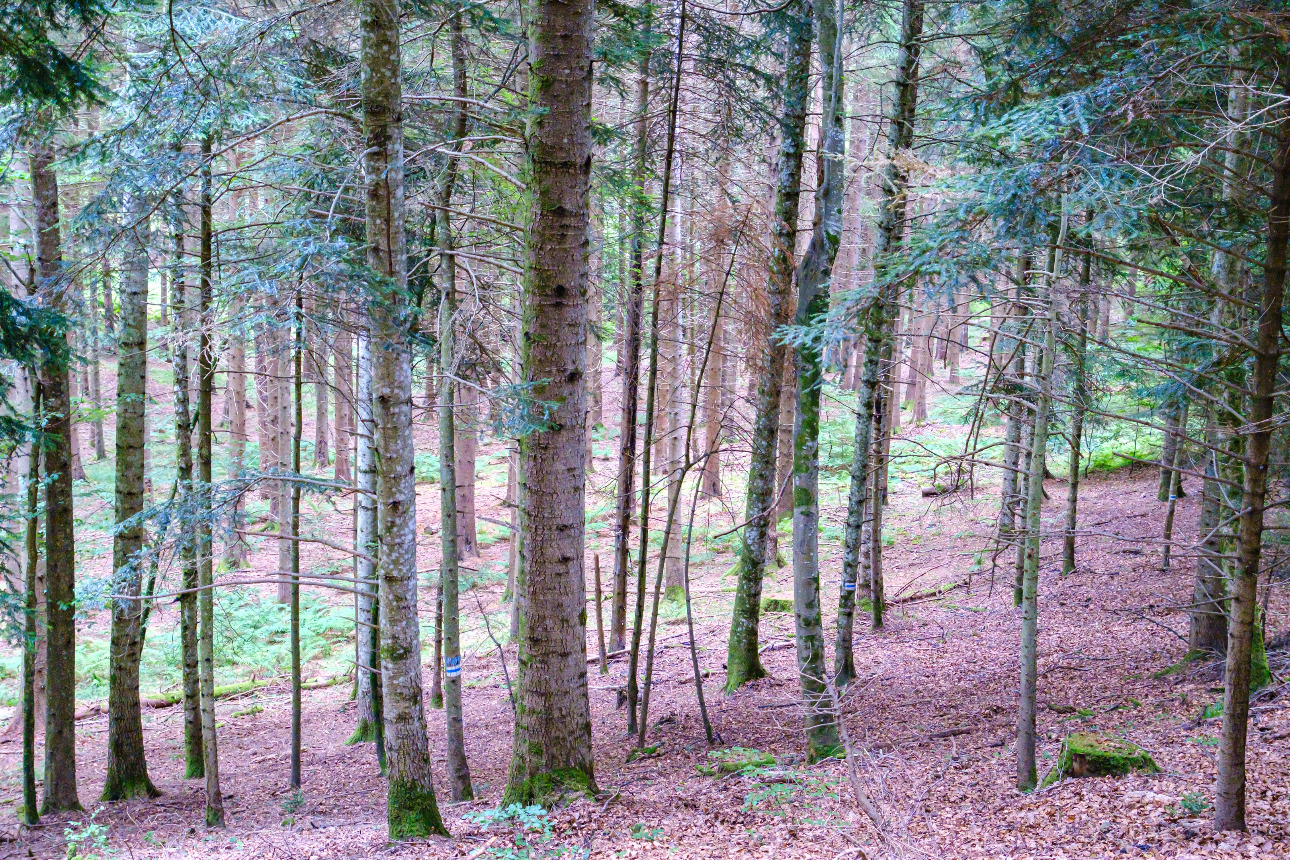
[102,191,159,802]
[360,0,447,836]
[32,142,81,814]
[348,336,382,752]
[724,4,813,692]
[333,324,353,483]
[1214,114,1289,833]
[504,0,597,804]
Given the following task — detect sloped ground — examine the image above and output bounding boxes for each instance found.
[2,360,1288,859]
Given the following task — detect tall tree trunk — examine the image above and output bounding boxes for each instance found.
[455,383,479,560]
[32,142,81,814]
[724,4,813,692]
[348,334,383,759]
[169,223,203,779]
[22,391,41,825]
[277,324,293,604]
[836,0,924,663]
[197,137,224,827]
[223,311,249,570]
[1062,233,1091,577]
[1190,408,1228,654]
[1214,111,1290,834]
[792,0,843,760]
[436,11,474,802]
[290,295,305,789]
[87,274,106,459]
[504,0,597,802]
[360,0,447,834]
[1017,238,1061,793]
[102,190,159,801]
[609,21,650,654]
[314,335,330,468]
[333,323,353,484]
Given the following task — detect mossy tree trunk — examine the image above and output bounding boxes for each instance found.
[504,0,598,803]
[103,189,159,802]
[791,0,843,761]
[725,0,812,693]
[360,0,448,836]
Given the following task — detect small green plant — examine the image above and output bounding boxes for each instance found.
[64,815,113,859]
[465,803,552,837]
[282,789,305,814]
[629,822,664,841]
[1180,792,1210,814]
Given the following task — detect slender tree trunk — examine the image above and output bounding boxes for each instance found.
[360,0,447,834]
[455,383,479,560]
[609,25,651,653]
[792,0,843,760]
[437,13,474,801]
[1214,114,1290,834]
[277,324,293,604]
[197,137,224,827]
[1190,408,1228,654]
[223,312,250,570]
[22,382,41,825]
[837,0,924,653]
[333,323,353,484]
[103,189,159,801]
[348,334,383,758]
[504,0,597,802]
[32,142,81,814]
[88,274,106,459]
[170,224,204,779]
[314,336,330,468]
[725,3,813,692]
[1062,237,1091,577]
[1158,400,1186,501]
[290,295,304,789]
[1017,239,1061,794]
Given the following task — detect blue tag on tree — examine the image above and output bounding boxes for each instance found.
[445,656,462,678]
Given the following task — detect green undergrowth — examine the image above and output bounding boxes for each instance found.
[696,747,776,776]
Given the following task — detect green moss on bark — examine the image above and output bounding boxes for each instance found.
[387,778,449,839]
[346,718,378,745]
[502,766,597,807]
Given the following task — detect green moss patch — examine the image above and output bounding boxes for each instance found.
[760,597,793,614]
[696,747,776,776]
[1040,732,1159,787]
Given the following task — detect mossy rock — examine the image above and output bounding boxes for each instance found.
[760,597,793,614]
[695,747,776,776]
[1040,732,1160,787]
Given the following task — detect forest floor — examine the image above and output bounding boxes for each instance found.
[2,352,1289,859]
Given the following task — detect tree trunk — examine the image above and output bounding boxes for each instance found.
[436,12,474,801]
[333,323,353,484]
[725,1,812,692]
[32,142,81,814]
[836,0,924,656]
[348,334,382,753]
[455,383,479,560]
[609,25,650,654]
[1062,234,1091,577]
[88,273,106,459]
[360,0,448,834]
[169,223,204,779]
[792,0,844,760]
[1214,113,1289,834]
[1017,240,1061,793]
[504,0,597,803]
[314,334,330,468]
[197,138,224,827]
[223,313,250,570]
[1190,408,1228,654]
[103,189,159,801]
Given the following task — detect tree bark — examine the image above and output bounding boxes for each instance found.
[1214,110,1290,834]
[792,0,843,760]
[504,0,597,802]
[197,137,224,827]
[724,3,813,692]
[360,0,447,834]
[32,141,81,814]
[1062,234,1091,577]
[102,188,159,801]
[332,322,353,484]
